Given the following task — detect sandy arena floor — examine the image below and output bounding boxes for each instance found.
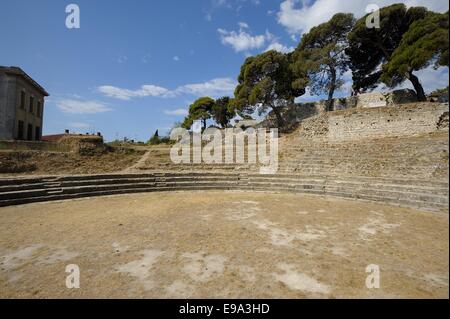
[0,191,448,298]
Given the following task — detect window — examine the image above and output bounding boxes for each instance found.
[17,121,24,140]
[20,91,26,109]
[37,101,41,117]
[35,126,41,141]
[29,96,34,114]
[27,123,33,141]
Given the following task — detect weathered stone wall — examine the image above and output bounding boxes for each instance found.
[0,73,17,140]
[0,71,46,141]
[260,89,419,130]
[14,77,46,140]
[437,111,449,130]
[354,89,418,108]
[258,102,324,129]
[0,140,68,152]
[324,89,418,109]
[298,102,449,141]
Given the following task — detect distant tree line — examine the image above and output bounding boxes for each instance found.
[179,3,448,130]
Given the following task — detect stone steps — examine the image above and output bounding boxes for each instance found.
[279,158,446,166]
[2,172,446,188]
[0,183,446,212]
[2,180,445,199]
[278,154,445,162]
[246,173,448,186]
[137,163,258,171]
[133,163,447,180]
[278,163,440,172]
[130,132,449,182]
[0,181,446,200]
[278,167,447,178]
[246,178,448,196]
[0,172,447,212]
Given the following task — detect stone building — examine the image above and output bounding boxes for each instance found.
[0,66,49,141]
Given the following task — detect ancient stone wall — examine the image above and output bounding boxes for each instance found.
[354,89,418,108]
[298,102,449,141]
[0,140,68,152]
[260,89,419,129]
[258,102,325,130]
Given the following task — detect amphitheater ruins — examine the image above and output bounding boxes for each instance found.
[0,92,448,298]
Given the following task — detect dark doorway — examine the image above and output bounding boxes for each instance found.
[35,126,41,141]
[17,120,24,140]
[27,123,33,141]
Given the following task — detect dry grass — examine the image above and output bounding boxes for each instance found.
[0,147,144,176]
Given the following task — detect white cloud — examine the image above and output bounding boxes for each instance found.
[141,53,151,64]
[339,70,354,94]
[209,1,261,12]
[117,55,128,63]
[218,27,267,52]
[98,78,237,100]
[265,42,295,54]
[97,85,174,100]
[218,23,293,54]
[176,78,237,97]
[277,0,449,35]
[164,108,189,116]
[57,99,112,114]
[204,0,260,22]
[238,21,249,29]
[173,56,180,61]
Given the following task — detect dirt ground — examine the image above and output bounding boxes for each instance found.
[0,148,144,176]
[0,191,448,298]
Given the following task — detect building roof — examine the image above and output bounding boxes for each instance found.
[0,66,49,96]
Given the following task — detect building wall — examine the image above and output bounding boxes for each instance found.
[13,77,45,141]
[0,73,17,140]
[0,73,45,141]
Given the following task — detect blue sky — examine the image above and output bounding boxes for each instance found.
[1,0,448,141]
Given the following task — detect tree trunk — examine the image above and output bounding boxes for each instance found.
[202,118,207,130]
[407,71,426,102]
[327,69,337,112]
[272,107,285,128]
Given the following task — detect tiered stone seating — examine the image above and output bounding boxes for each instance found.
[136,146,259,172]
[0,103,448,212]
[278,132,448,179]
[0,171,447,212]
